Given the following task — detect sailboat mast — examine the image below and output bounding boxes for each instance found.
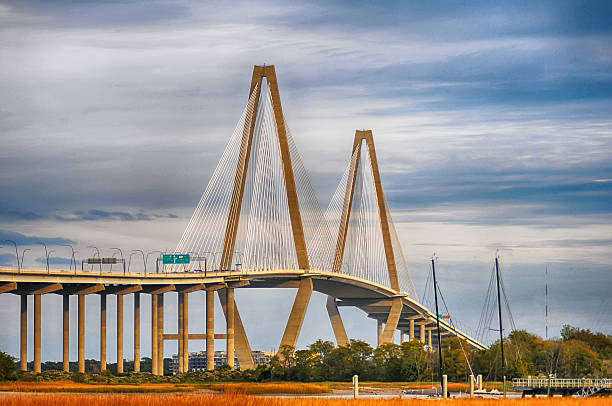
[432,257,444,386]
[495,256,506,397]
[545,266,549,339]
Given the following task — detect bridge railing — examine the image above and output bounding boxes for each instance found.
[512,377,612,389]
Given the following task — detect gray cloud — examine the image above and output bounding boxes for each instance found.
[0,230,75,246]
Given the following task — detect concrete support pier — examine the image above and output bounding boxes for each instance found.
[226,288,235,369]
[34,294,41,373]
[428,329,432,351]
[206,290,214,370]
[420,324,425,344]
[377,319,383,347]
[133,293,140,373]
[157,294,164,375]
[178,292,184,373]
[100,294,107,372]
[20,295,27,371]
[116,294,124,373]
[62,295,69,372]
[151,294,158,375]
[78,294,85,373]
[409,319,415,342]
[182,292,189,371]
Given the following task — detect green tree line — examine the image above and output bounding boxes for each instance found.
[1,325,609,382]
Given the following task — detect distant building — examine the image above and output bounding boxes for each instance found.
[171,350,274,373]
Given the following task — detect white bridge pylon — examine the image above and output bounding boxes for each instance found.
[174,65,478,367]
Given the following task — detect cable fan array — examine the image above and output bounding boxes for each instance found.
[174,76,418,301]
[325,140,418,300]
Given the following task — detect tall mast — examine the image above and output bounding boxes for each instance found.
[495,256,506,397]
[432,257,444,388]
[545,265,548,339]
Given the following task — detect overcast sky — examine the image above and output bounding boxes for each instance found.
[0,0,610,361]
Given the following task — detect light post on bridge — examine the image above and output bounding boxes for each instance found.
[128,250,146,274]
[146,251,163,274]
[38,242,50,273]
[110,248,124,273]
[87,246,101,273]
[62,244,77,271]
[3,240,20,272]
[20,248,31,270]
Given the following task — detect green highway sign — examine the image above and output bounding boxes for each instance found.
[162,254,190,264]
[175,254,190,264]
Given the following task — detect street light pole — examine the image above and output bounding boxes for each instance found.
[132,250,146,274]
[38,242,49,273]
[20,248,31,270]
[87,246,101,273]
[146,251,163,274]
[111,248,124,273]
[3,240,20,272]
[62,244,77,271]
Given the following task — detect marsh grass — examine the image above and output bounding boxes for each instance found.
[0,393,609,406]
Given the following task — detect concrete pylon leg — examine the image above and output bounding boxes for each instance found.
[20,295,27,371]
[178,292,184,373]
[326,296,349,347]
[133,293,140,373]
[377,319,383,347]
[381,299,402,344]
[151,294,158,375]
[34,294,41,373]
[100,294,107,372]
[78,294,85,373]
[62,295,69,372]
[409,319,415,342]
[206,290,214,370]
[157,294,164,375]
[420,324,425,344]
[217,288,254,369]
[226,288,235,369]
[183,292,189,371]
[116,294,123,373]
[279,278,313,353]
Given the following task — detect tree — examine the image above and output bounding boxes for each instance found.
[0,351,16,380]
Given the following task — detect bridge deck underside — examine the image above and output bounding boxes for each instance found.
[0,267,486,350]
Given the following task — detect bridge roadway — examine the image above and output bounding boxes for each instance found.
[0,266,486,374]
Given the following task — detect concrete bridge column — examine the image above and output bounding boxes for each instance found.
[226,288,235,369]
[78,294,85,373]
[178,292,184,373]
[20,295,27,371]
[62,295,69,372]
[151,294,158,375]
[133,293,140,373]
[183,292,189,371]
[116,294,123,373]
[400,331,404,344]
[326,296,349,347]
[100,294,107,372]
[377,319,383,347]
[206,290,214,370]
[157,293,164,375]
[428,329,432,351]
[420,324,425,344]
[34,294,41,373]
[409,319,415,342]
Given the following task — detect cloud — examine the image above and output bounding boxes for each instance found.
[53,210,181,221]
[35,256,73,265]
[0,230,75,246]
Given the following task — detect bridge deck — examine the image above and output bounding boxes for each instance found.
[0,266,486,350]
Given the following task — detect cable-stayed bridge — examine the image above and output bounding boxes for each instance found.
[0,65,486,375]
